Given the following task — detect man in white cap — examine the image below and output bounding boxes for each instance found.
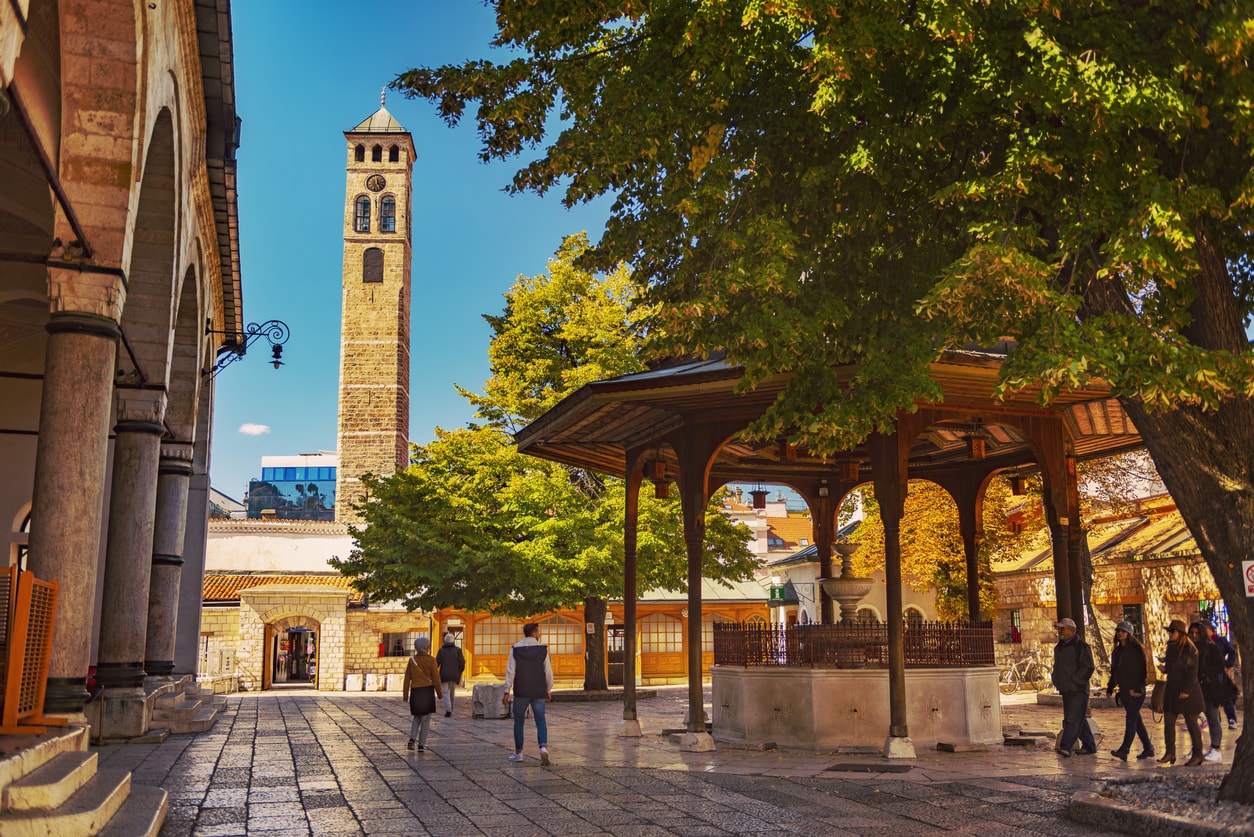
[1051,616,1097,756]
[435,632,466,717]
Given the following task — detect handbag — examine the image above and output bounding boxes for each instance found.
[1150,680,1165,714]
[408,685,436,716]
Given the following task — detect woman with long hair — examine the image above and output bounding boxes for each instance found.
[1105,621,1154,760]
[1160,619,1205,766]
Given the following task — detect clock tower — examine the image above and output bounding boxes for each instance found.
[335,94,415,523]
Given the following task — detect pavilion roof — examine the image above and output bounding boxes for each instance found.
[516,350,1142,486]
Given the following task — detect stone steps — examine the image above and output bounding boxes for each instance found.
[0,728,167,837]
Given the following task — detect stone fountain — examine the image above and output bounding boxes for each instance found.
[818,541,873,624]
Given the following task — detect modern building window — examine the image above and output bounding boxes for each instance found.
[382,631,428,657]
[475,617,521,656]
[380,196,396,232]
[537,615,582,655]
[354,196,370,232]
[371,145,382,162]
[354,145,365,162]
[640,614,683,653]
[362,248,384,284]
[388,145,399,162]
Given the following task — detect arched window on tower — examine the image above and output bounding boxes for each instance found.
[371,145,382,162]
[354,145,365,162]
[388,145,399,162]
[354,196,370,232]
[380,196,396,232]
[362,248,383,283]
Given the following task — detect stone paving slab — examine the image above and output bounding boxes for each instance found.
[90,685,1240,836]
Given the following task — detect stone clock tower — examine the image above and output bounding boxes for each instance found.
[335,95,415,523]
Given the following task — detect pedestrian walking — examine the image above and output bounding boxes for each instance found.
[1051,617,1097,757]
[1105,621,1155,761]
[402,636,442,752]
[503,622,554,765]
[1203,621,1240,729]
[1190,622,1225,760]
[1159,619,1205,766]
[435,632,466,717]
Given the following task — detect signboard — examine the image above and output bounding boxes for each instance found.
[1244,561,1254,597]
[586,622,595,634]
[769,586,786,603]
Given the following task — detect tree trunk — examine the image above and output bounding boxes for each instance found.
[583,596,608,691]
[1118,397,1254,803]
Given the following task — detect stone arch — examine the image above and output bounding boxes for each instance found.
[117,107,179,388]
[165,260,202,440]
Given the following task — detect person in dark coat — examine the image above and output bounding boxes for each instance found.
[1160,619,1205,766]
[1105,621,1154,760]
[435,633,466,718]
[1190,622,1224,759]
[1203,622,1239,729]
[1051,617,1097,757]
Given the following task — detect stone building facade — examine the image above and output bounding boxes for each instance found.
[993,497,1231,666]
[1,0,244,739]
[334,102,414,523]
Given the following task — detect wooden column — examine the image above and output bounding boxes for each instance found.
[868,417,919,759]
[619,448,644,738]
[1024,418,1075,621]
[668,421,736,752]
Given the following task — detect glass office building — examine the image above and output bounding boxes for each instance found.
[246,453,337,521]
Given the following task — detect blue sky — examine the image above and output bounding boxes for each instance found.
[211,4,612,499]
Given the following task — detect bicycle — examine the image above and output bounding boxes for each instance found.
[999,649,1053,694]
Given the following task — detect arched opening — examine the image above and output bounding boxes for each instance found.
[354,145,365,162]
[371,144,382,162]
[388,145,399,162]
[380,196,396,232]
[354,195,371,232]
[362,247,383,283]
[266,615,320,689]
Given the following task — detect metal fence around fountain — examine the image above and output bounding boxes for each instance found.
[712,620,995,669]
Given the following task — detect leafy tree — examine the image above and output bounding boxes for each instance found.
[334,236,757,690]
[397,3,1254,797]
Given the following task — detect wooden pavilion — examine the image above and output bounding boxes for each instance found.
[516,348,1143,755]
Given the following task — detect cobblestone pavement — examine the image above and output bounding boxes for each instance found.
[93,686,1240,836]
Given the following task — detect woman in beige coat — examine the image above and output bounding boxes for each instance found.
[401,637,442,752]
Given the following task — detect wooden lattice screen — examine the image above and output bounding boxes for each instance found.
[0,566,66,734]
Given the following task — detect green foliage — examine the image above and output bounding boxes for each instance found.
[334,236,757,615]
[396,1,1254,452]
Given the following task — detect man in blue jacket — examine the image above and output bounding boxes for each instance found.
[503,622,554,764]
[1051,617,1097,756]
[1203,621,1239,729]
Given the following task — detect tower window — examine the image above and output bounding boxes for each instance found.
[388,145,399,162]
[380,196,396,233]
[362,248,383,283]
[354,196,371,232]
[371,145,382,162]
[354,145,365,162]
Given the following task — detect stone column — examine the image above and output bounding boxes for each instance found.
[175,378,213,674]
[28,298,122,713]
[144,444,193,680]
[90,389,165,738]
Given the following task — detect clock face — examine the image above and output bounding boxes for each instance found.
[366,174,387,192]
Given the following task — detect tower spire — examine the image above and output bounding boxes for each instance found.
[380,87,386,107]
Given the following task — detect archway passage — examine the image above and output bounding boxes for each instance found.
[266,616,320,690]
[515,350,1144,753]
